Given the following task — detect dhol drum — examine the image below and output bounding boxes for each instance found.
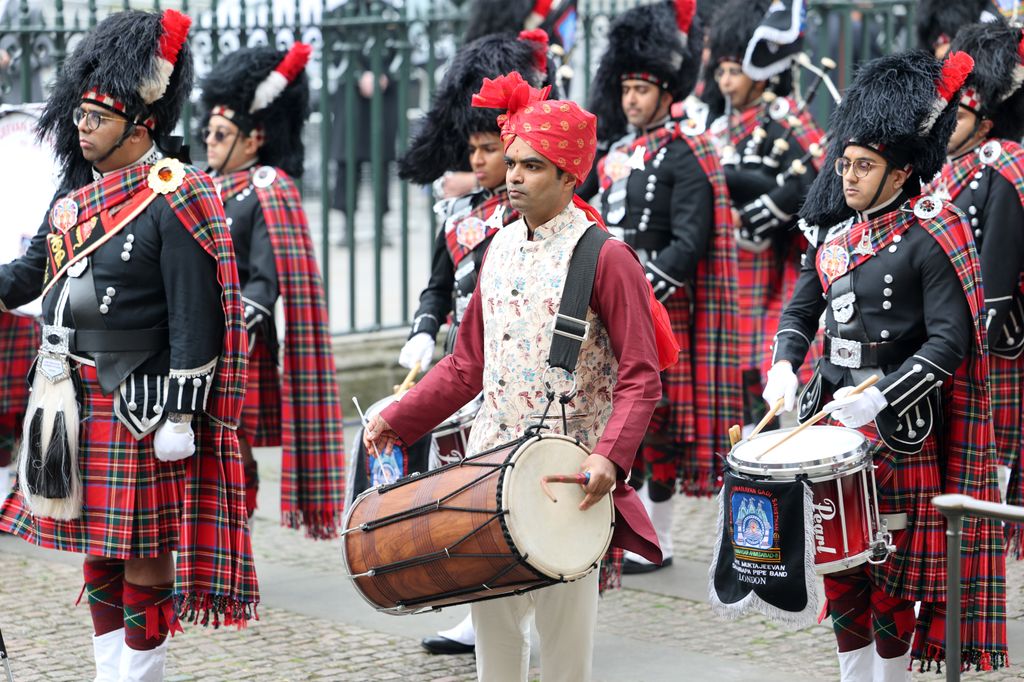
[343,433,614,614]
[727,425,894,574]
[430,395,482,467]
[0,105,57,318]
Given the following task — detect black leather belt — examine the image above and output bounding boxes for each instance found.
[823,334,914,369]
[42,327,170,355]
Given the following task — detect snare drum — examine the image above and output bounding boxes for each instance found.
[343,433,614,613]
[727,425,890,574]
[430,395,481,467]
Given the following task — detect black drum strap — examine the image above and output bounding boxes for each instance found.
[547,225,611,374]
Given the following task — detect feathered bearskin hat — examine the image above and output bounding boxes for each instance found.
[950,22,1024,141]
[917,0,1002,54]
[37,9,193,190]
[800,50,975,228]
[198,43,312,178]
[588,0,701,143]
[398,31,553,185]
[464,0,572,45]
[701,0,792,117]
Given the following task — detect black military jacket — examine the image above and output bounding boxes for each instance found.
[599,122,713,295]
[945,148,1024,357]
[409,186,503,344]
[220,171,280,352]
[0,165,224,437]
[773,192,972,453]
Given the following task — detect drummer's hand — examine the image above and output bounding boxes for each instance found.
[763,361,798,412]
[579,454,617,511]
[0,49,10,70]
[363,414,400,455]
[824,386,887,429]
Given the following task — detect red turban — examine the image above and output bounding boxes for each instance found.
[472,71,598,185]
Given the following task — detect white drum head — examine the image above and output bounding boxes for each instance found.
[502,435,614,580]
[728,425,869,480]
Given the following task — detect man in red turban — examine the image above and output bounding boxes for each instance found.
[365,72,665,680]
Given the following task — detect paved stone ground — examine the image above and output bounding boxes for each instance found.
[2,448,1024,680]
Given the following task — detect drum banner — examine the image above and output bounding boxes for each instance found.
[709,472,818,629]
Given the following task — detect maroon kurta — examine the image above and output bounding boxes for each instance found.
[382,238,663,562]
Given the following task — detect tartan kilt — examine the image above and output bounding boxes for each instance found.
[988,353,1024,472]
[599,548,624,594]
[640,290,695,487]
[0,365,184,559]
[736,247,780,374]
[852,421,946,604]
[0,313,39,417]
[239,331,282,448]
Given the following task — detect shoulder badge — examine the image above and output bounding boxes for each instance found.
[252,166,277,189]
[50,197,79,233]
[680,118,706,137]
[979,139,1002,166]
[148,158,186,195]
[913,195,943,221]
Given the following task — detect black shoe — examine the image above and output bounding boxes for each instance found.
[622,556,673,575]
[420,636,475,655]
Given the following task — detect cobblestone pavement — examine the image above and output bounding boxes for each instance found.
[2,451,1023,680]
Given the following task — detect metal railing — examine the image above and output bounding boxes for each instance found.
[931,494,1024,682]
[0,0,916,335]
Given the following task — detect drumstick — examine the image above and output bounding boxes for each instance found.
[351,396,382,458]
[749,398,785,440]
[728,425,742,447]
[393,361,421,395]
[754,375,879,461]
[540,472,591,503]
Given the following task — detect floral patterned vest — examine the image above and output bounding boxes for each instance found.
[466,202,619,455]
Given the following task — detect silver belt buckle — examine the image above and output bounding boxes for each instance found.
[829,336,863,369]
[38,325,73,382]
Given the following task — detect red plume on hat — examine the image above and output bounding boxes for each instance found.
[675,0,696,42]
[518,28,549,74]
[250,42,312,113]
[920,50,974,134]
[138,9,191,105]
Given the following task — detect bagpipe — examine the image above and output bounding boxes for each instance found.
[716,54,840,208]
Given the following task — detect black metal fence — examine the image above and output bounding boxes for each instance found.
[0,0,916,334]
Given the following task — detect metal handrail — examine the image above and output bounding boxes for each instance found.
[931,494,1024,681]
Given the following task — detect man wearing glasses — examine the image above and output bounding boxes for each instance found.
[197,43,345,538]
[764,50,1007,677]
[0,10,257,681]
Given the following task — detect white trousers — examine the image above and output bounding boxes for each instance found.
[471,569,599,682]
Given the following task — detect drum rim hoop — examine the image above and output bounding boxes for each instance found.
[501,434,614,581]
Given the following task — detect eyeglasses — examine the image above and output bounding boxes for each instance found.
[72,107,127,133]
[834,157,884,179]
[201,127,238,145]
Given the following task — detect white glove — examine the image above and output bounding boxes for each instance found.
[153,416,196,462]
[762,362,799,412]
[399,332,435,371]
[823,386,888,428]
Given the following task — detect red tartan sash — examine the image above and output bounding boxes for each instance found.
[216,169,253,202]
[243,167,346,539]
[597,125,676,192]
[674,129,743,493]
[43,187,157,296]
[912,204,1006,668]
[815,205,913,291]
[444,189,516,268]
